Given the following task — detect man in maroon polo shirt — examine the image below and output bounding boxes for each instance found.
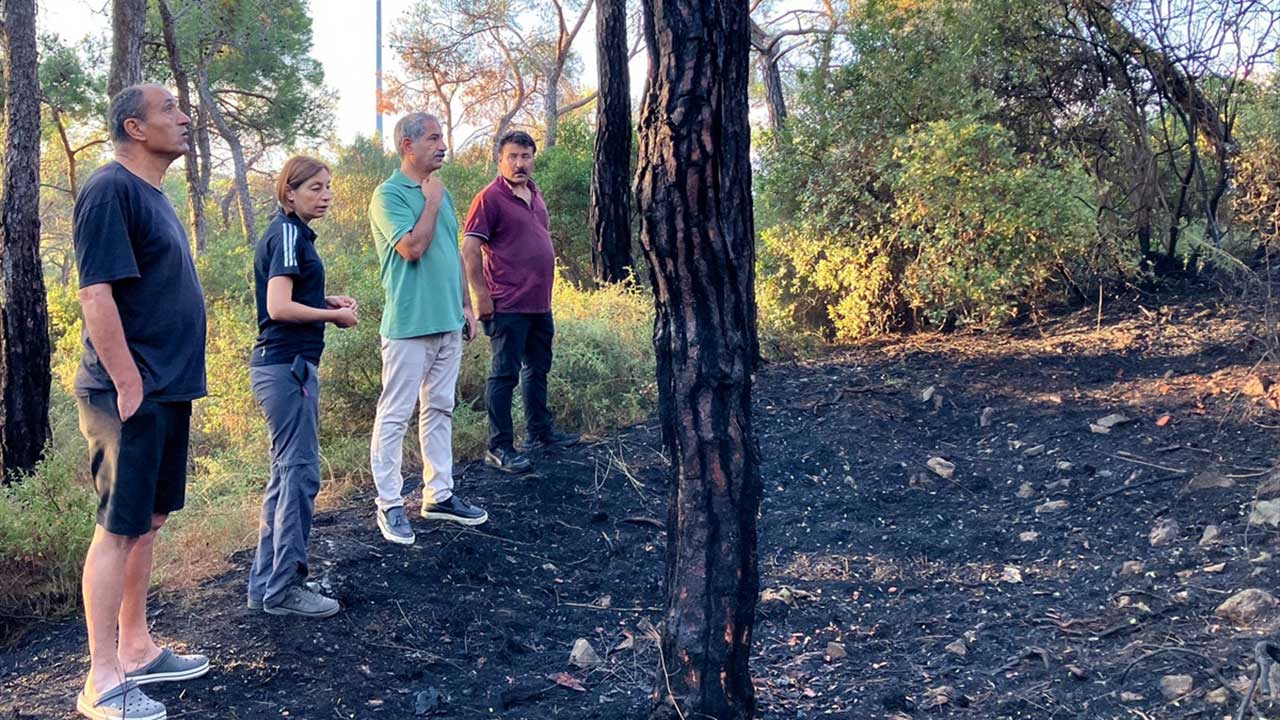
[462,131,580,473]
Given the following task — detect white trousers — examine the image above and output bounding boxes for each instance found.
[370,331,462,509]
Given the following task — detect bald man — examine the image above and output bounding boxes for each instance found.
[73,84,209,720]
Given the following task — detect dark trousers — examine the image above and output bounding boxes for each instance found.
[484,312,554,450]
[247,360,321,607]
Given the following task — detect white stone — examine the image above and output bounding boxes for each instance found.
[1215,589,1280,625]
[1149,518,1180,547]
[1250,499,1280,527]
[1199,525,1221,546]
[1159,674,1194,700]
[1035,500,1069,514]
[569,638,604,669]
[927,457,955,480]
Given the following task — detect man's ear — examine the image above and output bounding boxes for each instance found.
[124,116,147,143]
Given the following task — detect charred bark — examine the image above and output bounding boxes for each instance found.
[589,0,633,284]
[635,0,762,718]
[1,0,52,480]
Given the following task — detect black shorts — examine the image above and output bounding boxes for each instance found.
[76,392,192,537]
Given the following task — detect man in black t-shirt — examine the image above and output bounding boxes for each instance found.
[72,85,209,720]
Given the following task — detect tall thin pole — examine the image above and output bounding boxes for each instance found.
[375,0,383,139]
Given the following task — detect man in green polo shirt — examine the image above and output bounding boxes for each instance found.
[368,112,486,545]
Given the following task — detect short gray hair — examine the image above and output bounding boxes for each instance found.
[393,113,440,155]
[109,85,154,144]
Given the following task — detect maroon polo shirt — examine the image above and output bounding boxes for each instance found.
[463,175,556,313]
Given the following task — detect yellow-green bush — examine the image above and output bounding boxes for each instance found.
[0,387,94,636]
[759,120,1098,340]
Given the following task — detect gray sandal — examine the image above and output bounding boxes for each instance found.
[76,680,165,720]
[125,648,210,685]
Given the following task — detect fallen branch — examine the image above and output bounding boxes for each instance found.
[1084,473,1185,504]
[1236,641,1280,720]
[991,646,1052,675]
[621,516,666,530]
[1107,452,1188,475]
[1121,644,1238,702]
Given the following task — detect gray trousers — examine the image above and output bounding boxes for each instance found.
[247,360,321,607]
[370,331,462,510]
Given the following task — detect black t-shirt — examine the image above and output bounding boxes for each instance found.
[73,162,207,401]
[251,210,327,366]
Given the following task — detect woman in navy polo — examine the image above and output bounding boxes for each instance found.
[246,156,358,618]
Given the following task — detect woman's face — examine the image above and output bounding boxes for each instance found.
[288,169,333,223]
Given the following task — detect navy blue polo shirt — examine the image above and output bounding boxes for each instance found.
[251,210,327,366]
[72,162,208,401]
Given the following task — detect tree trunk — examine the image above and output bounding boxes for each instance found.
[52,110,79,196]
[1,0,52,481]
[589,0,632,285]
[440,95,456,162]
[158,0,208,254]
[196,103,212,192]
[760,54,787,135]
[197,67,256,243]
[1081,0,1234,251]
[544,65,561,150]
[635,1,761,719]
[750,22,787,135]
[107,0,146,98]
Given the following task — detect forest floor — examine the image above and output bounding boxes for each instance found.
[8,282,1280,719]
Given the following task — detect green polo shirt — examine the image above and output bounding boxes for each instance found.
[369,169,464,339]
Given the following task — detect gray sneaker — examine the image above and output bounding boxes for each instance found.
[264,583,340,618]
[377,506,416,545]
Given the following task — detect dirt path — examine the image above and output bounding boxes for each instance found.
[7,289,1280,719]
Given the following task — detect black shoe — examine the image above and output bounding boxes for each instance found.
[421,494,489,525]
[524,430,581,452]
[485,446,533,474]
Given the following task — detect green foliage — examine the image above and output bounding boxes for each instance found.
[0,388,95,633]
[532,117,595,283]
[1234,77,1280,250]
[151,0,333,147]
[756,0,1122,341]
[196,226,255,304]
[437,161,498,227]
[890,120,1096,327]
[39,34,106,121]
[764,121,1096,340]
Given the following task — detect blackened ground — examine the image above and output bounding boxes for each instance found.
[7,285,1280,719]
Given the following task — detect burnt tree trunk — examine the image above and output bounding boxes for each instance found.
[158,0,209,254]
[1,0,52,480]
[589,0,633,284]
[635,1,761,719]
[107,0,146,98]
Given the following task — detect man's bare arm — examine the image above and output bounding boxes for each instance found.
[78,283,143,420]
[462,233,493,319]
[395,177,446,262]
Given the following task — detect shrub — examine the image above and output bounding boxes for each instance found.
[759,120,1098,340]
[887,119,1097,328]
[0,387,94,638]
